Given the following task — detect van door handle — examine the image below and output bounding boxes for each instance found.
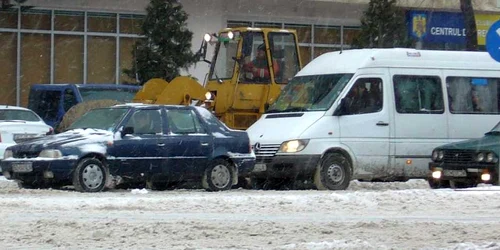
[376,121,389,126]
[157,143,165,147]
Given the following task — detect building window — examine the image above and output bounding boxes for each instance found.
[0,8,145,106]
[0,9,18,29]
[54,11,84,32]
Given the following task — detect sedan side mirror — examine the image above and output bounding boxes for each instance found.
[121,126,134,137]
[333,98,349,116]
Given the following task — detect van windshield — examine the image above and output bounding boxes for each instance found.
[267,74,353,113]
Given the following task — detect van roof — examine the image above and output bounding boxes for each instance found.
[297,48,500,76]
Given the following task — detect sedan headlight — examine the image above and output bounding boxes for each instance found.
[432,150,444,161]
[486,152,498,163]
[432,150,439,161]
[438,151,444,161]
[3,149,13,159]
[278,139,309,153]
[39,149,62,159]
[476,152,485,162]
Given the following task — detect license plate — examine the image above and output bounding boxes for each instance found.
[253,163,267,172]
[443,169,467,177]
[12,162,33,173]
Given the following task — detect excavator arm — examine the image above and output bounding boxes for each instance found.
[133,76,209,105]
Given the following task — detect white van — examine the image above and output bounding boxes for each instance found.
[247,48,500,190]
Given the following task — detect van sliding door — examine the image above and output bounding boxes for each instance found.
[389,69,447,178]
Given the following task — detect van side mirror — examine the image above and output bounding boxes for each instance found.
[121,126,134,137]
[333,98,349,116]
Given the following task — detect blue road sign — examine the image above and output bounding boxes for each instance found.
[486,20,500,62]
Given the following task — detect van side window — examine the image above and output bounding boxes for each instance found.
[28,90,62,121]
[447,77,500,114]
[63,88,78,112]
[344,78,383,115]
[393,75,444,114]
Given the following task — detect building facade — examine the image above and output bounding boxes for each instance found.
[1,0,500,106]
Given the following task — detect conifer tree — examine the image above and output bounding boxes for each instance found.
[124,0,197,84]
[354,0,409,48]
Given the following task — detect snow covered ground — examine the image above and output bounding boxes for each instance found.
[0,177,500,250]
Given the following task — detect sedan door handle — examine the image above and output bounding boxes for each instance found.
[376,121,389,126]
[157,143,165,147]
[201,142,210,146]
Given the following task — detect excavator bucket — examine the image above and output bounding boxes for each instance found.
[155,76,208,105]
[132,78,169,103]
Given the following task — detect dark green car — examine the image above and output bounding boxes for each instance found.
[428,123,500,189]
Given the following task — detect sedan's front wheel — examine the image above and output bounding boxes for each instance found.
[202,159,234,191]
[73,158,108,192]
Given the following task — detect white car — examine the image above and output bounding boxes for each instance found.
[0,105,53,160]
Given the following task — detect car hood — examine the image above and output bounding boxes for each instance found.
[246,112,324,144]
[8,129,115,153]
[439,134,500,152]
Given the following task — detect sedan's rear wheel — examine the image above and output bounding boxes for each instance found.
[73,158,108,192]
[202,159,234,191]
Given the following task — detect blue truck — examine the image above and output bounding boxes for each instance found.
[28,84,142,128]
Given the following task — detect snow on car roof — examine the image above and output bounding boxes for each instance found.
[113,103,194,109]
[0,105,32,111]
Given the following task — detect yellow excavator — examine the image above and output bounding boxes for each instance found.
[133,27,303,130]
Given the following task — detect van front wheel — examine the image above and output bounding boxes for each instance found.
[314,153,351,190]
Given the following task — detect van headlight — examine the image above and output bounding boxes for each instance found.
[3,149,13,159]
[39,149,62,159]
[278,139,309,153]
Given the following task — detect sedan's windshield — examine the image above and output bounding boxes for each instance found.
[267,74,353,113]
[488,122,500,134]
[0,110,41,122]
[67,108,129,132]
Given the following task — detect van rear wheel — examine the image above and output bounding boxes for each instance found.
[314,153,351,190]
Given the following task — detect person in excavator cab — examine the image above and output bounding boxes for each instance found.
[242,43,280,82]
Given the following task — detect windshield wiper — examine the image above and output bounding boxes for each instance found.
[266,107,308,114]
[485,131,500,136]
[265,109,281,114]
[283,107,308,112]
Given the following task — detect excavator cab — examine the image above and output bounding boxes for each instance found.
[203,27,302,129]
[134,27,302,130]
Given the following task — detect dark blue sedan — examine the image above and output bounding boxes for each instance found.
[1,104,255,192]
